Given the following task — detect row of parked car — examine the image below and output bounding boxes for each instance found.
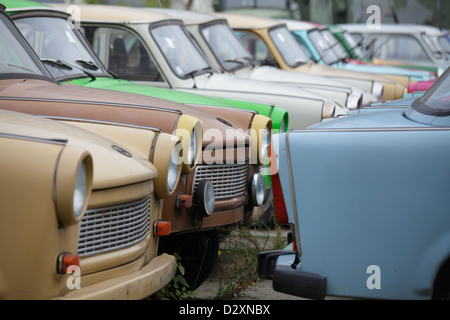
[0,0,448,300]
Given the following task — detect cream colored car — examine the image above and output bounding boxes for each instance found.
[219,13,408,102]
[0,108,183,299]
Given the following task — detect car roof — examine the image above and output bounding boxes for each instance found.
[150,8,222,26]
[279,19,319,31]
[215,12,282,29]
[339,23,427,34]
[50,3,171,23]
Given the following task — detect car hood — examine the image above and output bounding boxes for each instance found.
[0,108,156,190]
[298,62,399,84]
[195,71,335,102]
[0,78,250,147]
[310,108,429,129]
[73,77,258,137]
[238,65,377,104]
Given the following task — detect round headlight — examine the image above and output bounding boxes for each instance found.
[250,173,265,207]
[250,115,272,165]
[152,133,183,199]
[322,101,336,119]
[197,179,215,217]
[55,148,93,226]
[175,115,203,174]
[73,161,87,217]
[187,124,199,168]
[260,126,271,163]
[347,92,362,110]
[279,117,287,133]
[168,146,180,192]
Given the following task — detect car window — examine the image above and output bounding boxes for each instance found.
[0,14,48,77]
[201,22,253,71]
[268,26,310,67]
[437,35,450,59]
[83,25,163,82]
[150,23,211,79]
[234,30,272,62]
[320,29,349,61]
[14,16,108,79]
[308,29,340,64]
[411,67,450,116]
[369,34,431,62]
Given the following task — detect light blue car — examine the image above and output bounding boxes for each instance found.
[260,67,450,300]
[281,20,436,84]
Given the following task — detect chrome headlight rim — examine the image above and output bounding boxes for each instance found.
[152,133,183,199]
[372,81,384,101]
[175,115,203,174]
[260,126,271,164]
[346,92,362,110]
[250,115,273,165]
[250,173,265,207]
[55,148,93,226]
[322,101,336,119]
[197,179,215,217]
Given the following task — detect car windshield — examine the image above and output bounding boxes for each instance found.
[268,25,310,67]
[0,13,49,77]
[320,29,349,61]
[342,31,365,59]
[437,35,450,60]
[150,23,212,78]
[14,15,108,80]
[201,22,254,72]
[413,67,450,115]
[308,29,340,64]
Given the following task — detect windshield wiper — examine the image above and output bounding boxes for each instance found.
[42,58,96,82]
[184,67,215,88]
[41,59,73,70]
[7,64,37,74]
[75,59,99,71]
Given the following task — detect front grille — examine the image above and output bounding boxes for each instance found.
[77,196,151,257]
[192,164,248,201]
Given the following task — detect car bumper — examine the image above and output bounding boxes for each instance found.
[258,250,327,300]
[56,253,177,300]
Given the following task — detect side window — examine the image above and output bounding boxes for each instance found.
[372,34,431,62]
[234,30,272,62]
[83,26,163,81]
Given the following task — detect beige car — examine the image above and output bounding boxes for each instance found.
[0,108,183,299]
[219,13,408,102]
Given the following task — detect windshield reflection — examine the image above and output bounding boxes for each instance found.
[268,26,310,67]
[150,23,211,78]
[417,67,450,113]
[14,16,107,79]
[0,14,48,77]
[201,22,254,71]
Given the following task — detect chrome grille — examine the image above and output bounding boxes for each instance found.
[192,164,248,200]
[77,196,151,257]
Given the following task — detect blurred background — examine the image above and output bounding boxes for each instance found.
[38,0,449,29]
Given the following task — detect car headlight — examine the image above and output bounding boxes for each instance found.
[174,115,203,174]
[151,133,183,199]
[372,81,384,101]
[250,115,272,165]
[250,173,265,207]
[279,116,288,133]
[347,92,362,110]
[55,147,93,226]
[322,101,336,119]
[197,179,215,217]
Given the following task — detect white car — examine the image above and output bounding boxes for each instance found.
[340,23,450,76]
[154,8,376,110]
